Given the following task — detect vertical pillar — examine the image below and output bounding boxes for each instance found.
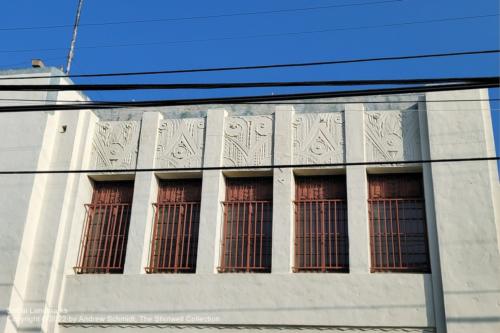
[124,111,161,274]
[424,89,500,333]
[196,109,227,274]
[271,105,294,273]
[344,103,370,274]
[418,97,447,333]
[5,108,63,332]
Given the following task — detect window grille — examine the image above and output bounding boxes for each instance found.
[75,181,134,274]
[294,176,348,272]
[368,174,430,273]
[146,179,202,273]
[219,178,273,273]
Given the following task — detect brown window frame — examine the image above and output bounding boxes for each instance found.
[219,177,273,273]
[294,175,348,273]
[146,179,202,273]
[368,173,431,273]
[74,181,134,274]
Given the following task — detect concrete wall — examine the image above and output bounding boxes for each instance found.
[60,107,434,331]
[0,68,61,332]
[0,68,498,333]
[0,68,94,333]
[424,89,500,333]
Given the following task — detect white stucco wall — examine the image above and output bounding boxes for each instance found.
[0,70,58,331]
[0,68,94,333]
[0,68,498,333]
[424,89,500,333]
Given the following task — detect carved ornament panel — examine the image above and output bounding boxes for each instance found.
[365,110,421,162]
[223,116,273,167]
[293,112,345,164]
[156,118,205,168]
[90,121,140,169]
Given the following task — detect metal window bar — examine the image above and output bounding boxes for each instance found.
[74,203,132,273]
[146,202,201,273]
[146,179,202,273]
[293,175,348,272]
[368,199,430,272]
[368,174,430,273]
[74,182,134,274]
[293,199,348,272]
[219,200,273,273]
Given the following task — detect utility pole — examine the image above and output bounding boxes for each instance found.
[66,0,84,74]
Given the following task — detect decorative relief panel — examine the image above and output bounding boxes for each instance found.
[365,110,421,162]
[156,118,205,168]
[293,112,345,164]
[90,121,140,169]
[224,116,273,167]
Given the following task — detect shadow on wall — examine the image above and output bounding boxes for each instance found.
[59,302,429,317]
[401,109,421,161]
[446,316,500,323]
[423,275,437,328]
[444,289,500,324]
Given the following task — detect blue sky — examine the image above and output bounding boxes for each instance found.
[0,0,499,170]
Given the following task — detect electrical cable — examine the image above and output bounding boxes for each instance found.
[0,0,403,32]
[0,156,497,175]
[1,97,498,113]
[2,49,497,81]
[0,77,497,91]
[0,97,498,105]
[0,81,498,113]
[0,14,497,55]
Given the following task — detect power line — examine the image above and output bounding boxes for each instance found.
[0,0,403,32]
[0,97,497,105]
[1,77,497,91]
[3,102,494,114]
[1,14,497,55]
[0,156,497,175]
[248,99,500,105]
[0,81,498,113]
[2,49,497,81]
[1,97,498,113]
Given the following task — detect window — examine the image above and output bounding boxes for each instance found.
[75,181,134,274]
[219,178,273,273]
[294,176,348,272]
[368,174,430,273]
[146,179,202,273]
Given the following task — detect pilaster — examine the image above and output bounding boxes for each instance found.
[345,103,370,274]
[271,105,294,273]
[124,112,161,274]
[196,109,227,273]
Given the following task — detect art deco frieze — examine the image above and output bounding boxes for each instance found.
[223,115,273,167]
[293,112,345,164]
[90,121,140,169]
[156,118,205,168]
[365,110,421,162]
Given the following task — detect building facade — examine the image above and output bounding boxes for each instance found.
[0,67,499,333]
